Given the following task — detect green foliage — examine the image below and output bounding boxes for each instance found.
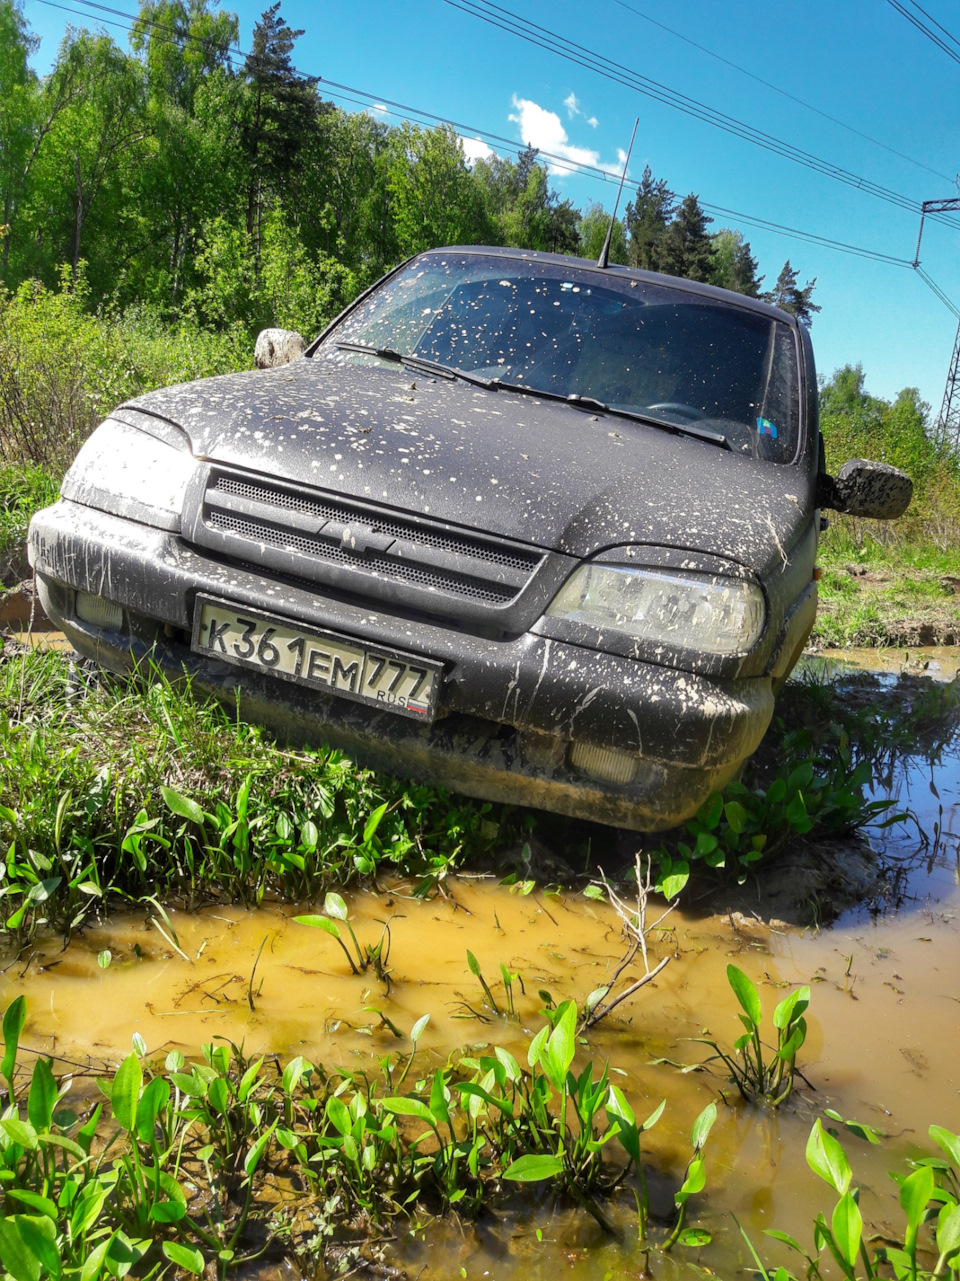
[0,650,517,947]
[650,722,902,892]
[819,364,960,558]
[578,203,628,264]
[0,462,57,557]
[0,268,246,467]
[0,996,714,1269]
[740,1120,960,1281]
[688,965,811,1107]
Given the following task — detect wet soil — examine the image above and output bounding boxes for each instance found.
[1,649,959,1279]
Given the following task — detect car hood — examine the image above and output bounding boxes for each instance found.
[126,358,812,575]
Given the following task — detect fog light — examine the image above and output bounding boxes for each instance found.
[75,591,123,631]
[569,742,639,785]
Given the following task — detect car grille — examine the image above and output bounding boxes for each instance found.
[186,468,545,610]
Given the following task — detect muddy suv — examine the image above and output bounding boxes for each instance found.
[28,248,911,830]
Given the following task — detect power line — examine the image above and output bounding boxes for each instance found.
[887,0,960,67]
[609,0,953,183]
[443,0,960,229]
[21,0,948,277]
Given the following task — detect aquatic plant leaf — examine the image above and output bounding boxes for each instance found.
[676,1156,706,1203]
[295,914,341,939]
[243,1120,277,1179]
[381,1097,437,1128]
[410,1014,430,1042]
[937,1202,960,1257]
[162,1242,204,1275]
[832,1190,863,1267]
[691,1101,717,1151]
[70,1185,107,1238]
[160,786,203,824]
[727,965,761,1027]
[540,1000,577,1092]
[774,986,811,1029]
[660,865,689,900]
[6,1192,56,1220]
[0,1216,42,1281]
[806,1119,851,1194]
[466,950,482,978]
[110,1054,143,1133]
[1,996,26,1089]
[642,1098,667,1131]
[930,1126,960,1169]
[326,1096,351,1137]
[527,1025,549,1069]
[502,1153,564,1182]
[900,1165,935,1231]
[149,1201,186,1224]
[282,1056,310,1094]
[678,1229,712,1247]
[26,1060,56,1135]
[324,892,349,921]
[134,1076,170,1143]
[363,802,388,845]
[79,1233,113,1281]
[13,1217,58,1280]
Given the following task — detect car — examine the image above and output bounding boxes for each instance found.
[28,247,912,831]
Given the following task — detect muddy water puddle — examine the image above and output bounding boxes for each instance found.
[2,649,960,1278]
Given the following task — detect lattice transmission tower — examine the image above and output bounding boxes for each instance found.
[915,196,960,447]
[937,318,960,448]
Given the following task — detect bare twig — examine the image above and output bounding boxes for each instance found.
[583,853,676,1028]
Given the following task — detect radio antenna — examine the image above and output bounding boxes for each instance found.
[597,117,639,269]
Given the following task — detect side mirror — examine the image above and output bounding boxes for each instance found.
[818,459,913,520]
[254,328,305,369]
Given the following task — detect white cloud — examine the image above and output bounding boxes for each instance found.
[459,134,495,165]
[563,92,598,128]
[508,95,620,176]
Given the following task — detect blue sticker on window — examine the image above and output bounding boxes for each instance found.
[756,417,778,438]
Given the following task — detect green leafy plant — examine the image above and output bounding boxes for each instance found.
[294,891,394,980]
[738,1120,960,1281]
[689,964,810,1106]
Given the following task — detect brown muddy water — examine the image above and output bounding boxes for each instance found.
[3,650,960,1279]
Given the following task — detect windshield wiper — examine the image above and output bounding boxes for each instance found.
[491,380,731,450]
[335,344,730,449]
[335,343,496,390]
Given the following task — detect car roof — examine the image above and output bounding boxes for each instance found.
[425,245,799,328]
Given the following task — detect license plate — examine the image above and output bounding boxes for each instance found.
[191,596,441,721]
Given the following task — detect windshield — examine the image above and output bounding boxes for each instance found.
[317,252,802,463]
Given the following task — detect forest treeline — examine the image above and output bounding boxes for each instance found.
[1,0,821,339]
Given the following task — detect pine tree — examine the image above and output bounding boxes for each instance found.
[658,192,712,282]
[709,227,762,297]
[764,260,821,327]
[242,4,318,249]
[624,164,674,270]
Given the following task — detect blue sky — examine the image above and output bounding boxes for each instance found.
[22,0,960,414]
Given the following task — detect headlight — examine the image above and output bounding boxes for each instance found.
[546,564,765,656]
[61,418,195,532]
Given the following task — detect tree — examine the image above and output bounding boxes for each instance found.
[658,192,712,282]
[130,0,242,306]
[242,3,318,254]
[624,164,674,271]
[0,0,39,278]
[387,123,495,258]
[578,202,627,264]
[764,260,820,327]
[709,227,762,297]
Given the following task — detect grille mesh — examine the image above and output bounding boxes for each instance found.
[214,475,538,571]
[208,510,515,604]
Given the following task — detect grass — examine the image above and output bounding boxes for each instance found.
[0,464,58,567]
[812,518,960,648]
[0,646,522,948]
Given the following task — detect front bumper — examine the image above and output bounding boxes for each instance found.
[28,500,778,830]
